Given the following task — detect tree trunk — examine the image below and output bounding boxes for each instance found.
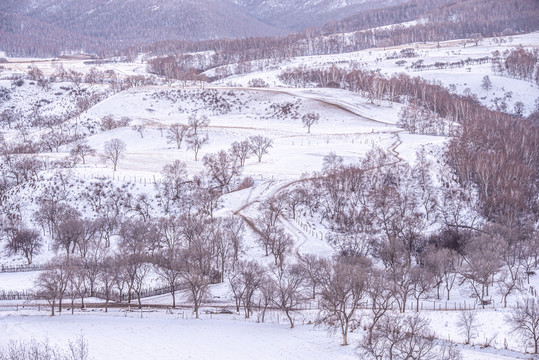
[285,309,294,328]
[261,307,267,323]
[342,321,349,346]
[368,324,375,345]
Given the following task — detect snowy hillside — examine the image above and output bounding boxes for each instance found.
[210,32,539,116]
[0,15,538,360]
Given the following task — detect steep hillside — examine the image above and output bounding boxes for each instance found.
[0,0,409,57]
[231,0,410,30]
[0,0,282,56]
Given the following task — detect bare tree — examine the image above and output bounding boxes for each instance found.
[132,262,152,308]
[271,264,306,328]
[229,267,246,313]
[103,138,126,171]
[155,216,183,251]
[461,233,504,308]
[229,260,265,318]
[423,245,459,300]
[318,256,370,345]
[98,255,117,312]
[193,185,221,218]
[481,75,492,91]
[229,140,251,167]
[187,114,210,136]
[457,311,478,344]
[365,270,394,346]
[70,141,96,165]
[258,276,277,323]
[53,216,86,259]
[469,33,483,46]
[166,123,190,149]
[181,264,210,319]
[495,229,525,308]
[248,135,273,163]
[160,160,190,205]
[68,257,89,312]
[301,112,320,133]
[360,313,440,360]
[508,298,539,354]
[203,150,242,193]
[268,227,294,270]
[155,247,183,308]
[410,265,434,312]
[3,226,42,264]
[35,257,71,316]
[322,152,344,174]
[117,219,156,304]
[298,254,328,299]
[222,216,244,262]
[186,133,209,161]
[256,207,286,257]
[132,125,145,138]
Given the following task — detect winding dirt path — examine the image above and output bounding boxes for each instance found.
[234,129,404,256]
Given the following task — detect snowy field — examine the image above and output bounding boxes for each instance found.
[0,307,528,360]
[0,31,538,360]
[211,32,539,116]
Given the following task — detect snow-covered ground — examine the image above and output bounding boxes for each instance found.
[209,32,539,116]
[0,307,528,360]
[0,309,355,360]
[0,31,538,360]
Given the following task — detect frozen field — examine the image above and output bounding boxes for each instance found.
[0,31,538,360]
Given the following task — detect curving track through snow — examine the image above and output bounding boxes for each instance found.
[231,84,405,257]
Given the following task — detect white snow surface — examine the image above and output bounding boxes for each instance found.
[0,31,538,360]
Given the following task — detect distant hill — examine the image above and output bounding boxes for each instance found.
[0,0,281,56]
[0,0,406,56]
[231,0,410,30]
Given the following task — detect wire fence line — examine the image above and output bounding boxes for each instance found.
[0,263,52,273]
[0,285,516,313]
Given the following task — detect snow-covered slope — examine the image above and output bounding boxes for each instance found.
[231,0,411,30]
[211,32,539,116]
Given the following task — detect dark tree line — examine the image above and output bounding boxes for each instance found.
[142,0,539,82]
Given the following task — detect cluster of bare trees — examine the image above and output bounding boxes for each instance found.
[359,312,461,360]
[138,0,538,82]
[446,107,539,228]
[102,139,126,171]
[276,144,538,309]
[277,59,538,230]
[32,211,245,317]
[0,335,91,360]
[3,0,538,60]
[397,103,454,136]
[278,63,480,121]
[492,46,539,83]
[2,226,42,264]
[0,139,250,263]
[0,68,160,168]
